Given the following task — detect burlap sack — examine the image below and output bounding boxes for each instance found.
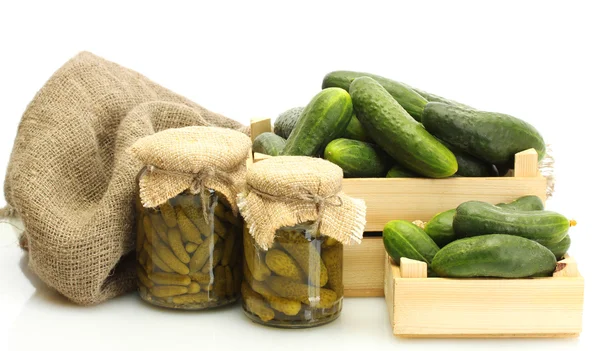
[2,51,249,305]
[237,156,367,250]
[130,126,251,211]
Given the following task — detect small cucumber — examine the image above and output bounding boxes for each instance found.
[422,102,546,165]
[324,138,391,178]
[342,114,372,142]
[424,195,545,247]
[439,140,498,177]
[453,201,570,246]
[283,88,353,157]
[383,220,440,272]
[546,234,571,260]
[431,234,557,278]
[322,70,427,121]
[386,165,420,178]
[424,209,456,248]
[409,86,474,110]
[274,107,303,139]
[496,195,544,211]
[350,77,458,178]
[252,132,286,156]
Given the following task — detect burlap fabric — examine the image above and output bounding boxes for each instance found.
[130,126,251,211]
[237,156,367,250]
[2,51,248,305]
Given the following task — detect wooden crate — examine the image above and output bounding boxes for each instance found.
[384,256,584,338]
[250,117,548,297]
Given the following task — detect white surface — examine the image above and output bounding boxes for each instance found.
[0,0,598,350]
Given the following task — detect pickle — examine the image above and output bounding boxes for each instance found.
[280,241,328,287]
[213,217,228,239]
[252,281,301,316]
[175,206,203,244]
[159,201,178,227]
[143,216,159,244]
[229,235,242,267]
[276,228,310,243]
[167,228,191,264]
[213,265,227,297]
[189,235,216,272]
[177,196,211,236]
[321,243,343,296]
[233,262,242,294]
[323,237,338,248]
[202,283,213,292]
[138,248,148,266]
[154,240,190,275]
[172,293,210,305]
[137,264,154,289]
[144,242,174,273]
[265,249,304,281]
[242,281,275,322]
[201,241,223,273]
[266,276,338,308]
[188,282,202,294]
[225,266,234,296]
[150,213,169,243]
[149,272,191,286]
[214,201,227,220]
[221,230,236,266]
[243,228,271,281]
[185,242,199,253]
[150,285,188,298]
[189,272,212,284]
[136,216,145,253]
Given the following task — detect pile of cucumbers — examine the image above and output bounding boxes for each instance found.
[382,195,575,278]
[254,71,546,178]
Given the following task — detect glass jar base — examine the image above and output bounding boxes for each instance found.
[139,291,239,310]
[243,309,341,328]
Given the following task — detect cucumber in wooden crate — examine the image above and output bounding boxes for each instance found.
[283,88,353,157]
[324,138,391,178]
[252,132,286,156]
[350,77,458,178]
[431,234,557,278]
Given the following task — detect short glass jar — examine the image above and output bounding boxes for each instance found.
[136,190,243,309]
[241,222,343,327]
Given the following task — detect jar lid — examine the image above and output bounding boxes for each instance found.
[238,156,366,250]
[130,126,251,211]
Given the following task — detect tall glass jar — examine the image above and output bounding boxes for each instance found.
[242,222,343,327]
[135,189,243,309]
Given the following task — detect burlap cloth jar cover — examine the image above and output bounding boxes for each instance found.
[130,126,251,212]
[2,52,249,305]
[237,156,367,249]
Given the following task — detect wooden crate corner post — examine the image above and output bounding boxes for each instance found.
[514,148,540,177]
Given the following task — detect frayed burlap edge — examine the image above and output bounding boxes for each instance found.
[237,190,366,251]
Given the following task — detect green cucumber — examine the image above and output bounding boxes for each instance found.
[283,88,353,157]
[409,87,474,110]
[424,209,456,248]
[349,77,458,178]
[252,132,286,156]
[383,220,440,272]
[322,71,427,121]
[439,140,498,177]
[274,107,303,139]
[431,234,557,278]
[496,195,544,211]
[343,114,372,142]
[424,195,545,247]
[386,165,420,178]
[422,102,546,165]
[453,201,569,246]
[546,234,571,260]
[324,138,390,178]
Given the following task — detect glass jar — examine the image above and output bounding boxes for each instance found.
[135,189,243,309]
[241,222,343,327]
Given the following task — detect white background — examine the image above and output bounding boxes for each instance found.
[0,1,598,350]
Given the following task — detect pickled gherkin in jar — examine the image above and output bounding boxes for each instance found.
[241,223,343,327]
[135,191,243,310]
